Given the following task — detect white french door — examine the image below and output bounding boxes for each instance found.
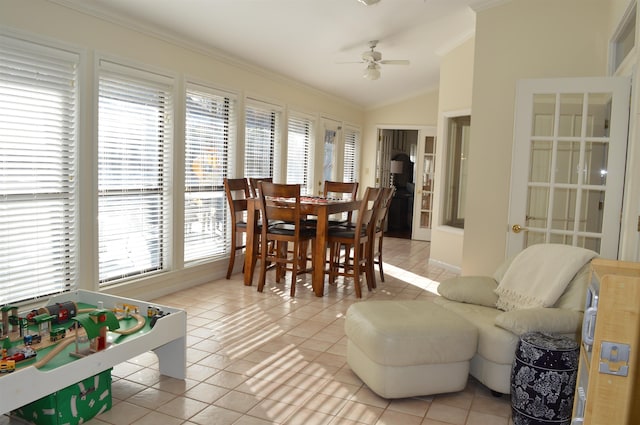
[507,77,631,258]
[412,128,437,241]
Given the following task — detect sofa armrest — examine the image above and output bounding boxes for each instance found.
[494,308,583,336]
[437,276,499,308]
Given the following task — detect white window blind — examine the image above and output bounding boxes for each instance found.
[286,114,312,195]
[98,60,173,284]
[184,85,235,262]
[0,35,79,304]
[343,127,359,183]
[245,100,281,179]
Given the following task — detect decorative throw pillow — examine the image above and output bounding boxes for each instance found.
[437,276,499,308]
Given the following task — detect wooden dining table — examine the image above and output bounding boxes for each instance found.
[243,196,361,296]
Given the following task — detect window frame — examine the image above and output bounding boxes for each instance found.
[97,58,174,286]
[184,82,237,263]
[442,114,471,229]
[244,98,282,181]
[0,33,81,304]
[343,126,360,183]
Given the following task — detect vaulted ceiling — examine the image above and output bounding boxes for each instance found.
[59,0,495,108]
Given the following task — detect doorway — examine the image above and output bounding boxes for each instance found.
[377,129,417,239]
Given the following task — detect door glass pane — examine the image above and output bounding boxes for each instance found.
[524,231,545,248]
[323,128,336,181]
[526,186,549,228]
[556,141,580,184]
[585,142,608,185]
[550,233,572,245]
[577,236,601,253]
[579,189,605,233]
[532,94,556,137]
[425,137,434,154]
[559,93,584,137]
[587,93,612,137]
[421,212,431,228]
[530,140,552,183]
[552,188,576,230]
[422,192,431,210]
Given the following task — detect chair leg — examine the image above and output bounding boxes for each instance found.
[352,242,363,298]
[378,236,385,282]
[290,241,299,297]
[257,240,268,292]
[329,243,340,285]
[276,242,287,283]
[366,239,377,290]
[365,245,376,292]
[226,230,237,279]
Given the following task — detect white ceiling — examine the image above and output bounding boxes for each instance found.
[59,0,491,108]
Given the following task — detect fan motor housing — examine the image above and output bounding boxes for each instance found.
[362,50,381,62]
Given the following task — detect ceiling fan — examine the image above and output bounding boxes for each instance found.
[341,40,410,80]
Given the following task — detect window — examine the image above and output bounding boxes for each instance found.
[98,60,173,284]
[245,100,281,179]
[0,35,79,304]
[184,85,235,262]
[443,115,470,229]
[612,2,636,73]
[343,127,359,183]
[286,113,313,194]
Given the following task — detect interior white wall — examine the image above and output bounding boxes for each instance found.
[463,0,614,275]
[1,0,364,300]
[428,37,475,271]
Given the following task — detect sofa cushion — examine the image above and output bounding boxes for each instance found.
[494,308,583,336]
[437,276,499,308]
[434,297,520,365]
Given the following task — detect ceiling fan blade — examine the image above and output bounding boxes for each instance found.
[379,60,410,65]
[335,60,365,64]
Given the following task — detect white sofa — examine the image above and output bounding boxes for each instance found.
[433,249,593,395]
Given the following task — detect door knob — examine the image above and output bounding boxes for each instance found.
[512,224,526,233]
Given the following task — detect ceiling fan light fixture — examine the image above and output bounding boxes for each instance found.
[363,64,380,80]
[357,0,381,5]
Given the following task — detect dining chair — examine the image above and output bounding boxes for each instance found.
[371,186,396,286]
[223,178,251,279]
[324,180,359,225]
[248,177,273,198]
[257,182,315,296]
[327,186,382,298]
[302,180,359,230]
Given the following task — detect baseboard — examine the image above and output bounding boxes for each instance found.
[428,258,461,274]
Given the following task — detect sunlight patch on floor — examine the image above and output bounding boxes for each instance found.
[383,263,441,295]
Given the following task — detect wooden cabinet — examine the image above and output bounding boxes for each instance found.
[573,259,640,424]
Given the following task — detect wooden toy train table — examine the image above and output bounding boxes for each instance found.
[0,289,187,415]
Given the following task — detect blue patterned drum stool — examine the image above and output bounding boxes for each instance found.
[511,332,579,425]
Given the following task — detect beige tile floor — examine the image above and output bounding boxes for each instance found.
[2,238,513,425]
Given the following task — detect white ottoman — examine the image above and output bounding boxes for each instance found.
[345,300,478,398]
